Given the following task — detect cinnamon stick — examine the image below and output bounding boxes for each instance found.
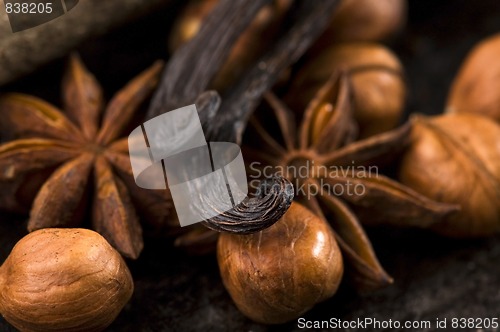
[0,0,171,86]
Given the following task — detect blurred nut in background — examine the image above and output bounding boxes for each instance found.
[399,114,500,238]
[168,0,291,91]
[314,0,407,47]
[447,33,500,123]
[288,43,406,138]
[217,202,343,324]
[168,0,216,51]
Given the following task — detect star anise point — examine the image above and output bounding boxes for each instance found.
[0,54,171,259]
[249,71,458,290]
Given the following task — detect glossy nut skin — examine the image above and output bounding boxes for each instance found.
[0,228,134,332]
[217,202,343,324]
[447,33,500,123]
[400,114,500,237]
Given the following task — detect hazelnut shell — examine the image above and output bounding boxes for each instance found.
[0,228,133,332]
[447,33,500,123]
[289,43,406,138]
[217,202,343,324]
[315,0,407,45]
[399,114,500,237]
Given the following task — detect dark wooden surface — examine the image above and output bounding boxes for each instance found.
[1,0,500,331]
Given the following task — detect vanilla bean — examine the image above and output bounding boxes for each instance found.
[195,90,221,121]
[202,177,294,234]
[207,0,341,143]
[147,0,341,234]
[202,0,340,233]
[147,0,341,143]
[147,0,272,118]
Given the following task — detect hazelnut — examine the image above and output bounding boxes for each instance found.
[0,228,133,332]
[217,202,343,324]
[447,33,500,123]
[399,114,500,237]
[315,0,407,46]
[288,42,406,138]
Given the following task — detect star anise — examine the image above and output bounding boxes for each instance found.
[0,54,176,259]
[247,72,459,290]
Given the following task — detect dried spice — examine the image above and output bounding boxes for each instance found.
[447,33,500,123]
[217,202,343,324]
[201,176,294,234]
[400,113,500,237]
[168,0,291,92]
[147,0,343,250]
[287,42,406,138]
[247,72,458,290]
[148,0,342,142]
[0,228,133,332]
[174,175,293,254]
[0,0,171,86]
[0,54,175,259]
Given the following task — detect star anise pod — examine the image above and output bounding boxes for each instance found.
[0,54,176,259]
[247,72,459,290]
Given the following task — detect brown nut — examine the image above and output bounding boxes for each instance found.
[217,202,343,324]
[315,0,407,46]
[447,33,500,123]
[399,114,500,237]
[288,42,406,138]
[0,228,133,332]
